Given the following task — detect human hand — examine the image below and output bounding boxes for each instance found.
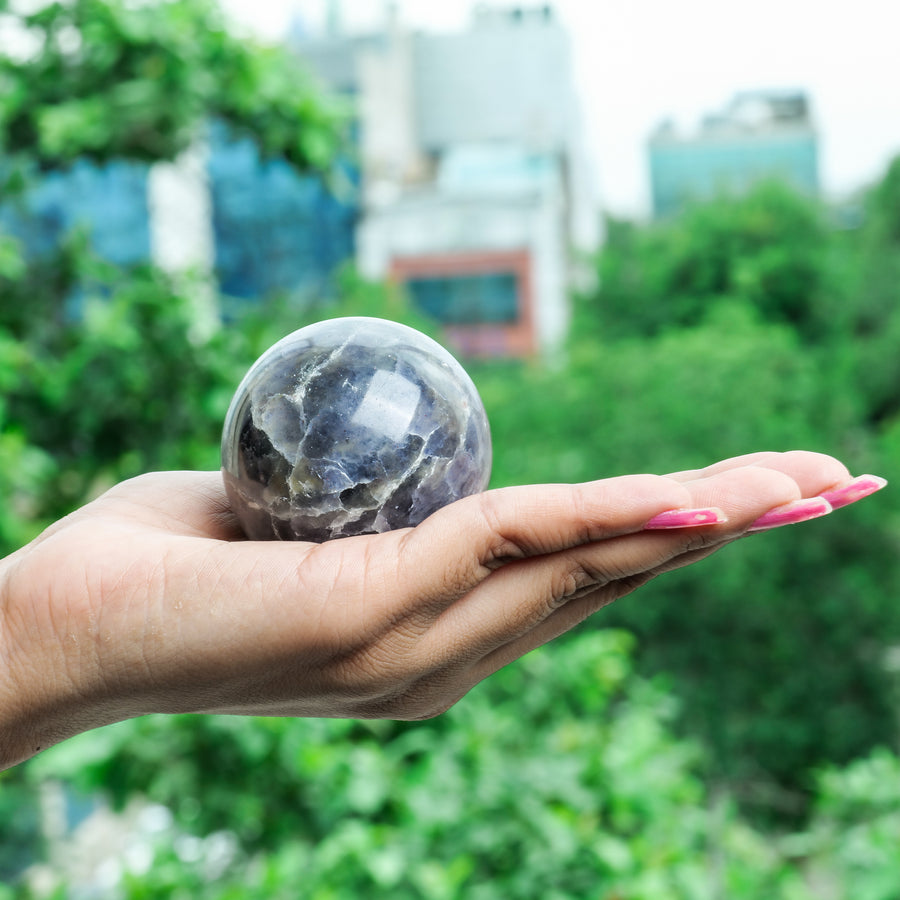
[0,451,885,769]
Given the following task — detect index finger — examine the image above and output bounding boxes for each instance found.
[395,474,697,618]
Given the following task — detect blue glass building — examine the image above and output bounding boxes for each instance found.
[648,92,820,218]
[2,127,359,312]
[207,125,358,305]
[1,160,151,265]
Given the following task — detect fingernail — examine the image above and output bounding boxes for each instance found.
[819,474,888,510]
[644,507,728,530]
[748,498,833,533]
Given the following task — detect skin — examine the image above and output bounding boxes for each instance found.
[0,450,861,770]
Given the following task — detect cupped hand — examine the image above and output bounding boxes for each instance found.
[0,451,884,768]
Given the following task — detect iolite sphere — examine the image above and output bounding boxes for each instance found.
[221,317,492,541]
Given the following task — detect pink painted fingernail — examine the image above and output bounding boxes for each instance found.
[819,474,888,510]
[748,498,833,533]
[644,507,728,530]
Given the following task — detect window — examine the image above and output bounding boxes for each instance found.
[405,272,519,325]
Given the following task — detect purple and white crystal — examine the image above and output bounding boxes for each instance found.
[222,317,492,541]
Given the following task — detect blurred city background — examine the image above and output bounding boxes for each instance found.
[2,0,900,896]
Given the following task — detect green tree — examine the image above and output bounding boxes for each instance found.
[839,156,900,425]
[0,1,346,888]
[479,169,900,813]
[790,748,900,897]
[588,181,842,341]
[0,0,344,175]
[478,296,899,809]
[4,0,900,889]
[0,0,349,536]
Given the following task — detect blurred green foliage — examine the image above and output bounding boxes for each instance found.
[22,631,814,899]
[475,176,900,809]
[784,748,900,898]
[0,0,347,176]
[589,180,838,340]
[2,0,900,894]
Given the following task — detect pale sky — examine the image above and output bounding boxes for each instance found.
[221,0,900,218]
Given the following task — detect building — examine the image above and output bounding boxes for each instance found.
[1,131,357,326]
[207,125,358,307]
[4,4,596,360]
[297,4,597,359]
[648,91,820,218]
[0,160,151,268]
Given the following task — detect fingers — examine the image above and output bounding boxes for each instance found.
[112,455,883,703]
[669,451,887,530]
[395,474,696,613]
[384,457,857,639]
[190,464,802,712]
[468,576,654,689]
[461,458,888,689]
[423,528,708,665]
[412,463,837,677]
[667,462,811,523]
[667,450,852,497]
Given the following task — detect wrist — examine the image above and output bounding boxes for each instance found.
[0,550,41,768]
[0,543,112,770]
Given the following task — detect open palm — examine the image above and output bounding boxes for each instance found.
[1,450,884,769]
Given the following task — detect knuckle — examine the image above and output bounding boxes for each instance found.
[327,621,440,710]
[622,472,677,492]
[355,678,462,722]
[477,490,529,567]
[403,699,456,721]
[551,558,614,607]
[726,465,793,495]
[565,488,609,546]
[553,565,596,606]
[329,645,412,704]
[678,529,720,555]
[400,515,481,603]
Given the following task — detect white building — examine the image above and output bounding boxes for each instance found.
[296,4,597,359]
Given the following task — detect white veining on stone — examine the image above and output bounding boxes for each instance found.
[221,317,492,542]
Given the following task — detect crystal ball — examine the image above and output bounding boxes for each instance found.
[221,317,492,541]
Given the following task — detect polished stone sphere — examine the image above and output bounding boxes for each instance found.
[222,317,492,541]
